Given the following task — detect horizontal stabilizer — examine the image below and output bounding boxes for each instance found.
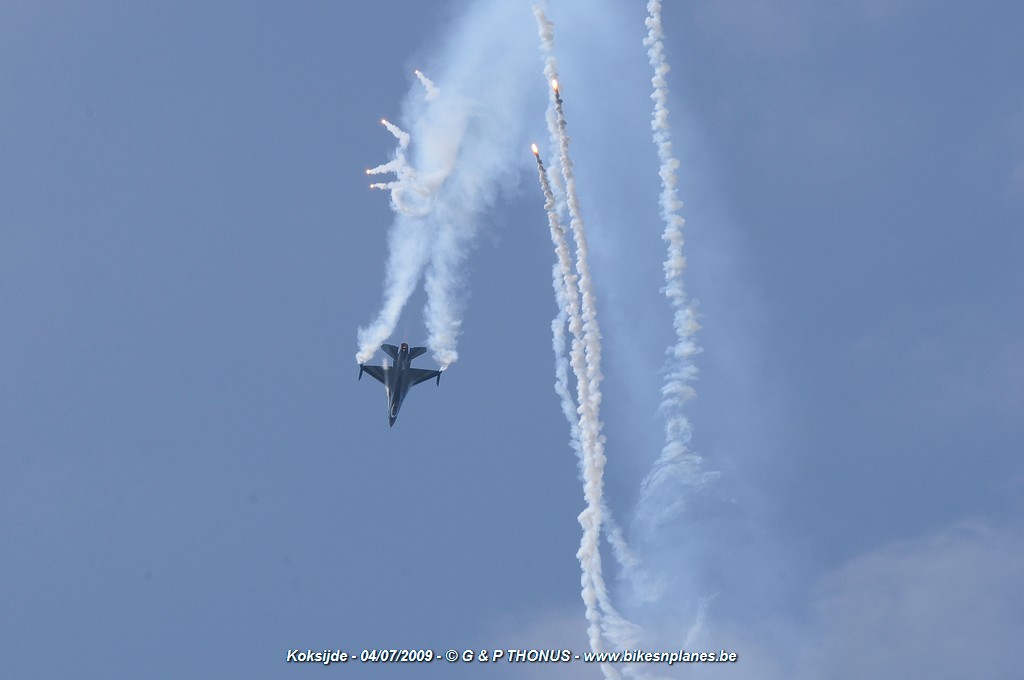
[381,344,399,360]
[408,346,428,360]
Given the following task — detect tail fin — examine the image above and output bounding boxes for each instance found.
[408,346,427,360]
[381,344,399,360]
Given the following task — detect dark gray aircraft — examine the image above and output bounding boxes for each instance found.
[359,342,442,427]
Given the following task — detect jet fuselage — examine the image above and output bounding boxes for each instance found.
[359,343,441,427]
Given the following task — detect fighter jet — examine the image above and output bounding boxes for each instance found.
[359,342,442,427]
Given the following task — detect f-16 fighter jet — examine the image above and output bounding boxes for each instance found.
[359,343,441,427]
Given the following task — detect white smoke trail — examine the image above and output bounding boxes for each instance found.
[422,216,465,369]
[413,87,475,369]
[365,119,432,217]
[533,48,600,613]
[534,150,583,461]
[536,145,640,583]
[356,4,535,367]
[376,118,410,150]
[535,145,638,678]
[357,119,437,365]
[540,144,643,659]
[633,0,718,539]
[413,69,440,101]
[396,87,468,369]
[550,268,580,458]
[356,213,435,365]
[534,8,643,670]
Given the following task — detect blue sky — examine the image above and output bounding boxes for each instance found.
[2,1,1022,678]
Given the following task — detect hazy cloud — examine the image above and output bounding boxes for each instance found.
[795,522,1024,679]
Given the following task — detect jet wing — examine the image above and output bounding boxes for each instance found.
[360,365,386,384]
[407,368,442,387]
